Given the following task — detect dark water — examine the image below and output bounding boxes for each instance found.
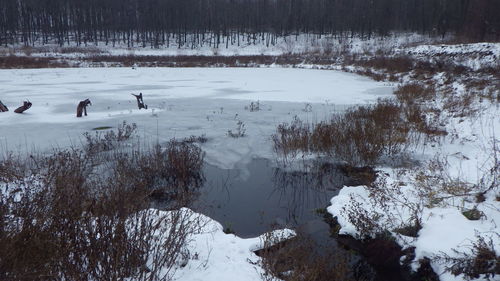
[193,159,347,238]
[154,158,412,281]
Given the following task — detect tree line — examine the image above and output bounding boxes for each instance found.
[0,0,498,47]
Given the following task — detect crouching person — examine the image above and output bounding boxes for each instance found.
[14,101,32,113]
[0,100,8,112]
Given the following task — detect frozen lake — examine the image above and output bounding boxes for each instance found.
[0,67,393,168]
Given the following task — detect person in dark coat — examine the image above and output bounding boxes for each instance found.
[14,101,32,113]
[76,99,92,117]
[132,93,148,110]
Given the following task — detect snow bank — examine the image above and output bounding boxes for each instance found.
[328,179,499,281]
[162,208,295,281]
[406,42,500,70]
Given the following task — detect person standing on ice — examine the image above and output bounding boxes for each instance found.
[76,99,92,117]
[132,93,148,110]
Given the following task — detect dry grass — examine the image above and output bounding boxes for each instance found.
[273,99,413,166]
[83,121,137,155]
[394,83,435,104]
[258,231,355,281]
[0,56,69,68]
[437,236,499,280]
[272,116,310,159]
[0,127,206,280]
[345,55,414,74]
[227,120,246,138]
[0,53,338,69]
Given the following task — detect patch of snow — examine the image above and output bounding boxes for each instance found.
[166,208,295,281]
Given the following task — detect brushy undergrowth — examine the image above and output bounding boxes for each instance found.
[436,236,499,281]
[0,124,206,281]
[272,79,454,167]
[273,98,424,166]
[258,231,362,281]
[83,121,137,155]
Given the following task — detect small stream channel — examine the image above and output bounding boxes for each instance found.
[155,158,415,281]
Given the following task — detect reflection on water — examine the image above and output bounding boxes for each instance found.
[191,158,349,238]
[153,158,410,281]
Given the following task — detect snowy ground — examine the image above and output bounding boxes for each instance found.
[405,42,500,70]
[1,38,498,280]
[154,208,295,281]
[0,67,392,169]
[327,62,499,281]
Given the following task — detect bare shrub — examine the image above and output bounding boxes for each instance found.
[0,137,205,280]
[394,83,435,104]
[345,55,414,74]
[340,173,424,240]
[272,116,310,159]
[0,56,69,69]
[175,134,208,145]
[341,195,384,238]
[355,69,386,81]
[228,120,246,138]
[0,179,199,280]
[20,46,34,56]
[245,100,261,112]
[59,46,103,55]
[113,141,204,201]
[413,156,478,208]
[303,103,313,112]
[443,91,478,118]
[83,121,137,154]
[115,121,138,141]
[436,235,499,280]
[0,153,25,182]
[273,99,414,166]
[312,99,411,166]
[258,231,354,281]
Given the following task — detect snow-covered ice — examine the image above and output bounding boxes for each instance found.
[0,67,392,169]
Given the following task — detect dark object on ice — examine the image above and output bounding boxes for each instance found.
[132,93,148,110]
[0,101,8,112]
[76,99,92,117]
[14,101,32,113]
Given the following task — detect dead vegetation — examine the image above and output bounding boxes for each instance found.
[228,120,246,138]
[436,235,499,281]
[258,231,359,281]
[83,121,137,155]
[0,56,69,68]
[273,99,422,166]
[0,125,206,280]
